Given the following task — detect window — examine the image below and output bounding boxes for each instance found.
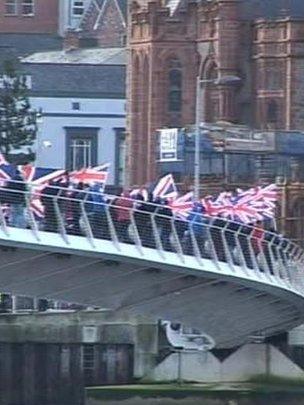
[72,0,85,16]
[72,102,80,111]
[168,59,182,112]
[65,128,98,170]
[22,0,34,16]
[267,99,278,124]
[5,0,17,15]
[70,139,93,169]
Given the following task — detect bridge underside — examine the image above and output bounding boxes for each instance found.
[0,240,303,349]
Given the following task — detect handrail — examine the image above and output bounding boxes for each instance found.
[0,180,302,296]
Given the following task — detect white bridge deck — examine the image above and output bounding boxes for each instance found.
[0,185,303,348]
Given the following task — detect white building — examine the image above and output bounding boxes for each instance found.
[21,47,126,186]
[58,0,91,36]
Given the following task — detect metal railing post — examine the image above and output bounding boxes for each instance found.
[189,225,202,265]
[80,195,95,248]
[170,216,185,263]
[234,228,249,276]
[151,212,165,258]
[221,224,234,272]
[0,204,9,236]
[129,209,143,254]
[25,191,40,241]
[53,193,69,244]
[246,233,262,279]
[105,204,120,250]
[206,222,220,270]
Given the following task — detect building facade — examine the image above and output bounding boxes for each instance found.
[0,0,59,34]
[59,0,127,47]
[21,48,126,186]
[127,0,304,185]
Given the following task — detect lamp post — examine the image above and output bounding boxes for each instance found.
[194,75,241,200]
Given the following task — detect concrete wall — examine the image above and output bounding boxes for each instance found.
[146,344,304,383]
[0,310,159,405]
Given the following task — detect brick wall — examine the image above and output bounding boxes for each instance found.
[96,0,126,47]
[0,0,58,34]
[127,0,242,184]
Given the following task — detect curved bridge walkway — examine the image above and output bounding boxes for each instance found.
[0,184,303,348]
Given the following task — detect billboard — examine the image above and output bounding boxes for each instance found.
[159,128,179,161]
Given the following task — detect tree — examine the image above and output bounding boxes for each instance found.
[0,60,37,163]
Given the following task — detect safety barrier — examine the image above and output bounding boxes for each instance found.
[0,182,303,297]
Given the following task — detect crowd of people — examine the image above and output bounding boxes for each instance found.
[0,170,292,273]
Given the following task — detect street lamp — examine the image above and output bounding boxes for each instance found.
[194,75,241,199]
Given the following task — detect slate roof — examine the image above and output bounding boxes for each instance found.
[21,47,126,98]
[22,63,126,98]
[0,33,62,68]
[241,0,304,19]
[22,47,126,65]
[174,0,304,20]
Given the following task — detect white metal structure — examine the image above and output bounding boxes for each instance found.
[0,183,304,348]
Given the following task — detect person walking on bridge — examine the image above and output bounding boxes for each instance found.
[5,169,27,228]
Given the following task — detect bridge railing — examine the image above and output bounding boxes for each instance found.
[0,182,303,293]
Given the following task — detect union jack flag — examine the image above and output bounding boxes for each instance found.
[152,174,178,201]
[201,184,278,224]
[0,159,110,218]
[69,163,110,186]
[170,191,194,220]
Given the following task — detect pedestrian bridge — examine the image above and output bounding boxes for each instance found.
[0,186,304,348]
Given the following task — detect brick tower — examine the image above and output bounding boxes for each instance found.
[126,0,242,185]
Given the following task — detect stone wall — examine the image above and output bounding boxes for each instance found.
[0,310,159,405]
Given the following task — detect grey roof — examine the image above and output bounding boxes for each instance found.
[241,0,304,19]
[22,47,126,66]
[0,33,62,69]
[22,63,126,98]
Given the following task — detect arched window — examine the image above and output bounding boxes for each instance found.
[267,99,278,124]
[168,58,182,112]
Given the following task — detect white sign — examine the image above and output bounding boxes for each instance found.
[0,75,32,89]
[82,325,98,343]
[159,128,178,161]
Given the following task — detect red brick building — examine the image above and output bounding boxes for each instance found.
[0,0,59,33]
[127,0,304,185]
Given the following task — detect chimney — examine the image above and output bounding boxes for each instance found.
[63,28,81,51]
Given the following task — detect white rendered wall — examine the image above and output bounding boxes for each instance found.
[30,97,126,185]
[146,344,304,383]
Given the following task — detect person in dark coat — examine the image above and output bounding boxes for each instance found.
[135,192,157,248]
[209,217,227,262]
[238,223,254,269]
[224,220,241,264]
[70,182,88,235]
[41,179,61,232]
[5,170,27,228]
[87,184,109,239]
[112,190,134,243]
[155,198,173,251]
[263,227,277,274]
[185,203,208,256]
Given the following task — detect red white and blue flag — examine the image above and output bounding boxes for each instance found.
[152,174,178,201]
[0,156,110,218]
[170,192,194,219]
[201,184,278,223]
